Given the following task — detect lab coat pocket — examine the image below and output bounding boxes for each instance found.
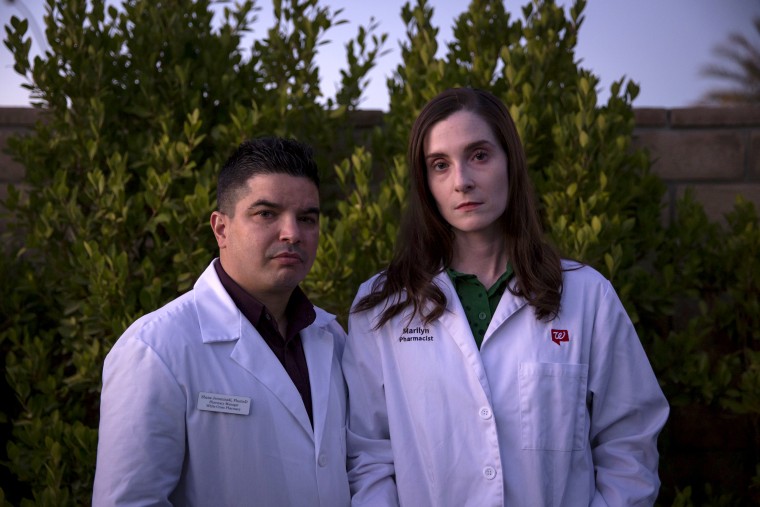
[518,362,588,451]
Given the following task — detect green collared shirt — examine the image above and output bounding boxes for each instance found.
[446,264,514,348]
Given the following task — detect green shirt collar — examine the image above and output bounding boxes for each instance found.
[445,264,514,348]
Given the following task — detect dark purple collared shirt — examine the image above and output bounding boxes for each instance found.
[214,259,315,426]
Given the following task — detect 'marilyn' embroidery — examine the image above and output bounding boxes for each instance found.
[399,327,434,342]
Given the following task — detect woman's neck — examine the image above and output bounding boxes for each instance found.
[450,232,508,288]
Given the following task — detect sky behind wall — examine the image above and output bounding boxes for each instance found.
[1,0,758,110]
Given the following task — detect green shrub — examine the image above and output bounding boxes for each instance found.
[651,193,760,504]
[2,0,758,505]
[1,0,383,504]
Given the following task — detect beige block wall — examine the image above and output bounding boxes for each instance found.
[633,106,760,224]
[2,106,760,225]
[0,108,39,205]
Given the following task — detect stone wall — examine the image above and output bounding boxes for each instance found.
[633,106,760,224]
[0,107,38,204]
[2,106,760,224]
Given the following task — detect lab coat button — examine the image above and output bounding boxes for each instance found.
[483,466,497,480]
[318,453,327,467]
[479,407,492,419]
[478,312,487,320]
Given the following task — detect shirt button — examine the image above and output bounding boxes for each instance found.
[478,312,487,320]
[318,454,328,467]
[479,407,492,419]
[483,466,497,480]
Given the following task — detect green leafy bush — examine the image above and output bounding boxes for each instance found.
[2,0,758,505]
[1,0,384,504]
[651,194,760,505]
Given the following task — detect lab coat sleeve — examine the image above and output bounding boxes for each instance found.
[588,280,669,507]
[342,306,400,507]
[92,334,186,506]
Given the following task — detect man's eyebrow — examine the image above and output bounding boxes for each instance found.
[247,200,320,215]
[247,199,280,210]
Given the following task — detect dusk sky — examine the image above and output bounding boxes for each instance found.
[1,0,758,110]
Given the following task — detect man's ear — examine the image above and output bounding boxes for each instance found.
[210,211,228,248]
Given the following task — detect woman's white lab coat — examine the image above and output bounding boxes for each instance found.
[343,261,669,507]
[93,261,350,506]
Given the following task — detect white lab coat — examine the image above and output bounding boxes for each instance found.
[93,261,350,507]
[343,261,669,507]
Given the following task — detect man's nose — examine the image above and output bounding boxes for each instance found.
[279,214,301,243]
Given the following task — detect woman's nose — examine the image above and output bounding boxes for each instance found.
[453,163,475,192]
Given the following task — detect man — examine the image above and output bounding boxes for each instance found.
[93,137,350,506]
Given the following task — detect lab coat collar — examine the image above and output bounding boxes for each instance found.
[433,270,527,342]
[192,260,338,441]
[193,260,335,342]
[194,261,243,344]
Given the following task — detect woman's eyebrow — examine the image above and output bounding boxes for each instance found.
[425,139,494,160]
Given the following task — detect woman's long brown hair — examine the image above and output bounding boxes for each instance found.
[353,88,562,327]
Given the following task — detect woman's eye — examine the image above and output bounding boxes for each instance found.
[474,150,488,161]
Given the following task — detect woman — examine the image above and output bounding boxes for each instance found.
[342,87,669,506]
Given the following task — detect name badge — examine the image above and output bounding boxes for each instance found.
[197,392,251,415]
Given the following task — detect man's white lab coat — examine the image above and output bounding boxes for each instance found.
[93,261,350,506]
[343,262,668,507]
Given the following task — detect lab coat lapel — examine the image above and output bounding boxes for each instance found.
[195,260,314,437]
[230,323,314,439]
[434,273,495,402]
[485,277,527,339]
[301,324,334,453]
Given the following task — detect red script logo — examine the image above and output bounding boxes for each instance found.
[551,329,569,346]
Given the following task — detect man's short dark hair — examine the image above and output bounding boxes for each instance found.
[217,136,320,215]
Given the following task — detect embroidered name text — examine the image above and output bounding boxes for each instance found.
[399,327,434,342]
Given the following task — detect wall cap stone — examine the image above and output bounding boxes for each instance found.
[670,106,760,128]
[0,107,43,127]
[347,109,384,128]
[633,108,668,127]
[5,106,755,130]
